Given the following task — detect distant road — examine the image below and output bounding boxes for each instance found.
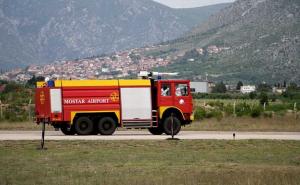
[0,131,300,141]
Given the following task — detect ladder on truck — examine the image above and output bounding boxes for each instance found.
[122,110,158,128]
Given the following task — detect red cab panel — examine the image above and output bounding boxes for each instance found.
[35,87,51,122]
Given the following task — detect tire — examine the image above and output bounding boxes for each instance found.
[162,116,181,135]
[148,127,163,135]
[74,117,94,135]
[98,117,117,135]
[60,124,75,135]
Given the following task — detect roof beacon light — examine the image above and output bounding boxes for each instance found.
[138,71,178,79]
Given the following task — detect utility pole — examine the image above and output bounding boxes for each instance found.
[294,102,297,120]
[28,99,32,121]
[0,100,2,119]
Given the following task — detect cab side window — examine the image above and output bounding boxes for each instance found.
[176,84,188,96]
[161,84,171,96]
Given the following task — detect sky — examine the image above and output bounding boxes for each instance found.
[152,0,235,8]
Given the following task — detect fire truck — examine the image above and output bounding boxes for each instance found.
[35,72,194,135]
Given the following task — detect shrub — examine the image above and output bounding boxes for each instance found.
[194,107,206,120]
[224,104,234,116]
[192,93,251,100]
[270,94,277,102]
[3,103,28,122]
[235,102,252,117]
[249,92,257,99]
[250,106,262,118]
[263,111,273,118]
[211,110,223,121]
[207,101,224,110]
[205,109,223,121]
[266,104,291,112]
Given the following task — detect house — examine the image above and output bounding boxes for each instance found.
[190,81,215,93]
[207,45,219,54]
[240,85,256,94]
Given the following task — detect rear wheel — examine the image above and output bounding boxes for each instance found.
[148,127,163,135]
[60,124,75,135]
[98,117,117,135]
[74,117,94,135]
[162,116,181,135]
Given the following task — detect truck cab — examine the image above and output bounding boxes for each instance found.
[147,79,193,135]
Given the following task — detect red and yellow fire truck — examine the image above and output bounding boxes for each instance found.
[35,73,194,135]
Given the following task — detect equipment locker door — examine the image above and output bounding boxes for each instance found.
[120,87,152,120]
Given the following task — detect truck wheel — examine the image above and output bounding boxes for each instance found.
[60,124,75,135]
[163,116,181,135]
[74,117,94,135]
[98,117,117,135]
[148,127,163,135]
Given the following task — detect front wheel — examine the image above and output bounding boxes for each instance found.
[98,117,117,135]
[162,116,181,135]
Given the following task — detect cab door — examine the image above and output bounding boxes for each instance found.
[158,81,173,107]
[173,82,192,114]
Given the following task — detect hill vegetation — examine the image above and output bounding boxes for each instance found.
[149,0,300,84]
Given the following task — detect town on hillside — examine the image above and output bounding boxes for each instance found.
[0,43,296,95]
[0,45,228,82]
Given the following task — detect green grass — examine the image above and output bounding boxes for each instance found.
[0,140,300,185]
[1,114,299,132]
[0,121,49,131]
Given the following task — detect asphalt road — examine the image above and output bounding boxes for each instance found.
[0,130,300,140]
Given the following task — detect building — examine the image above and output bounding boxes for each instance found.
[0,84,6,93]
[240,85,256,94]
[190,81,214,93]
[272,87,286,94]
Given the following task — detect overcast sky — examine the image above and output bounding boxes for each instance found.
[152,0,235,8]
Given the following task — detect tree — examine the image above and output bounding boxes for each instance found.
[129,53,141,64]
[236,81,243,90]
[282,83,300,99]
[259,92,269,105]
[26,75,45,87]
[212,82,227,93]
[249,91,257,99]
[287,83,298,91]
[257,83,272,92]
[183,49,200,60]
[3,82,22,94]
[0,80,8,85]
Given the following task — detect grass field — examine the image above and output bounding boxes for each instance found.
[183,116,300,132]
[0,140,300,185]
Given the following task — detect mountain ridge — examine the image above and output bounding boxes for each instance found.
[0,0,229,70]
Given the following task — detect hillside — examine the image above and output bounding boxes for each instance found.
[149,0,300,84]
[0,0,229,69]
